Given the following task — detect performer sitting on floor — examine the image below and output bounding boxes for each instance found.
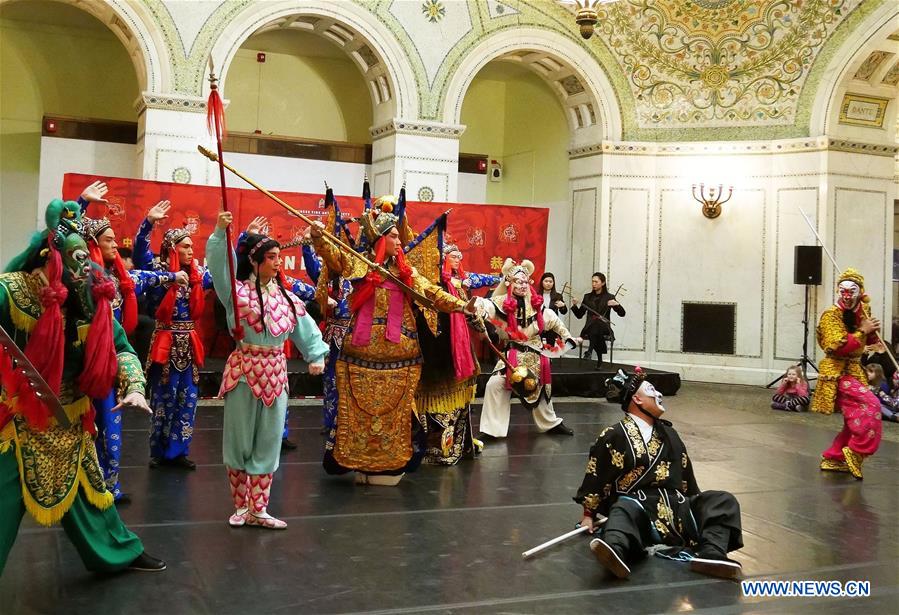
[575,368,744,580]
[416,242,499,465]
[133,201,213,470]
[209,212,328,529]
[571,272,624,369]
[812,268,882,479]
[864,363,898,422]
[0,199,164,573]
[770,365,809,412]
[311,198,475,485]
[474,259,580,441]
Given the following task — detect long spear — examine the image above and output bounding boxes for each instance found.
[797,207,897,370]
[196,145,439,310]
[206,57,244,340]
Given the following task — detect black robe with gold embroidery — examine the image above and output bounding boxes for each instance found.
[574,414,701,547]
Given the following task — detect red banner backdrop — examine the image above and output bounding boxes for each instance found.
[62,173,548,283]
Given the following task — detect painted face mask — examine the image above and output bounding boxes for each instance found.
[60,232,103,316]
[639,380,665,415]
[837,281,860,310]
[511,273,529,297]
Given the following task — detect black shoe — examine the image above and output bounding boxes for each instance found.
[477,432,497,442]
[128,552,167,572]
[547,422,574,436]
[281,438,298,451]
[172,456,197,470]
[115,493,132,505]
[589,538,630,579]
[148,457,161,469]
[689,546,742,580]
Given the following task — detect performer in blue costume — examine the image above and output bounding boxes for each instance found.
[77,181,184,500]
[133,202,212,469]
[301,188,355,443]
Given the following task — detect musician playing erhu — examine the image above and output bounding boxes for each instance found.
[571,272,624,369]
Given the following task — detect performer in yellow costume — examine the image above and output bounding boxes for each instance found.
[312,198,475,485]
[811,268,880,415]
[811,268,883,479]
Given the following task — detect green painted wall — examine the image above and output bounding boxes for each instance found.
[460,63,568,206]
[226,48,373,143]
[0,15,137,263]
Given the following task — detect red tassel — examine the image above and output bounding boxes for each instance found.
[351,237,387,312]
[114,253,138,335]
[24,240,67,396]
[155,248,180,325]
[208,77,243,340]
[88,240,137,335]
[207,88,227,140]
[187,264,206,322]
[78,274,118,399]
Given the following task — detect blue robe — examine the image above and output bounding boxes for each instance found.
[93,268,176,498]
[133,218,212,461]
[302,244,352,441]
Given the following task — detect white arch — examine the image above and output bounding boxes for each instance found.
[0,0,172,93]
[440,28,623,142]
[210,0,419,124]
[808,1,899,137]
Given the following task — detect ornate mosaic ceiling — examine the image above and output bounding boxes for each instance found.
[594,0,865,128]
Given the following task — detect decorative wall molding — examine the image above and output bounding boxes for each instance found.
[370,119,466,140]
[568,143,604,159]
[135,93,207,114]
[595,137,899,157]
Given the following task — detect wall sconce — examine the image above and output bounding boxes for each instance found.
[691,183,733,219]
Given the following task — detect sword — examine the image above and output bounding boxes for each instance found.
[0,324,71,428]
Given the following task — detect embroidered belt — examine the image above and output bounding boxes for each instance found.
[148,320,204,368]
[157,320,195,331]
[219,343,288,407]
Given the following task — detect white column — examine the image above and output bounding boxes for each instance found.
[565,144,605,336]
[369,119,464,202]
[135,93,216,186]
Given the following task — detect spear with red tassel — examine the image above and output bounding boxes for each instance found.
[206,56,244,340]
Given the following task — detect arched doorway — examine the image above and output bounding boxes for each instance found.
[0,0,143,263]
[227,25,373,144]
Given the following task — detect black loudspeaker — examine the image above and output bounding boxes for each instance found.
[794,245,822,285]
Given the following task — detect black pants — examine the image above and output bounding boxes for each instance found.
[585,334,608,364]
[601,491,743,564]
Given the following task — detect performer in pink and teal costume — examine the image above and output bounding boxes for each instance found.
[208,212,327,529]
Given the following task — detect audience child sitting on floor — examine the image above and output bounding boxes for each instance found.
[864,363,898,423]
[771,365,809,412]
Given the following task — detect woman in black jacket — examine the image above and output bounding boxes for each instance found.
[539,272,567,348]
[571,272,625,368]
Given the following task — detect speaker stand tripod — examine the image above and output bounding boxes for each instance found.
[767,284,819,388]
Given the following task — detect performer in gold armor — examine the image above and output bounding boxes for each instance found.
[312,198,475,485]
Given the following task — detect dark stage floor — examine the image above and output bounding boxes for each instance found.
[2,384,898,614]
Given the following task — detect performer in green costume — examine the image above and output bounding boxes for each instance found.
[0,198,165,574]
